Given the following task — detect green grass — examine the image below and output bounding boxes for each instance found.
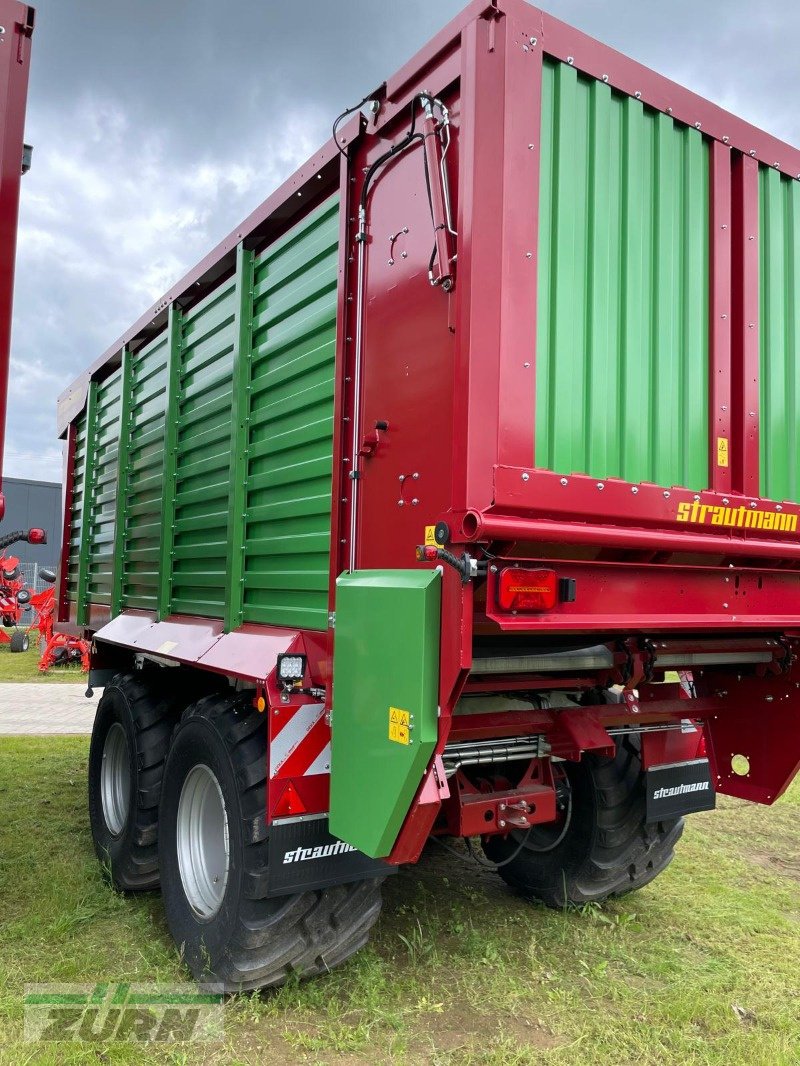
[0,640,85,682]
[0,736,798,1065]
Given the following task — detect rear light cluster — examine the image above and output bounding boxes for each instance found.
[497,567,575,613]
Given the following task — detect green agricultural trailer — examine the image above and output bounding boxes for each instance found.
[60,0,800,991]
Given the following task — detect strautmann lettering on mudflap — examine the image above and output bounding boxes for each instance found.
[676,501,798,533]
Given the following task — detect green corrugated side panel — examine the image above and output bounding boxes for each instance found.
[242,195,339,630]
[122,332,169,610]
[535,59,710,489]
[759,166,800,502]
[171,277,236,616]
[86,368,122,606]
[66,409,87,601]
[329,569,441,858]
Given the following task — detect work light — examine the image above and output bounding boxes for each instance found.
[276,653,306,684]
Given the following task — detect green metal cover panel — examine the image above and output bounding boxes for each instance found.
[536,58,710,489]
[86,368,122,605]
[121,333,169,610]
[243,196,338,630]
[329,569,441,859]
[759,166,800,503]
[170,279,236,617]
[66,410,87,604]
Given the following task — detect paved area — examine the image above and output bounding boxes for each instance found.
[0,684,99,734]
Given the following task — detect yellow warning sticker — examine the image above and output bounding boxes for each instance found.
[424,525,442,547]
[717,436,729,468]
[388,706,411,745]
[156,640,178,654]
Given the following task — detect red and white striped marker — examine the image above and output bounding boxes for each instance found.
[270,703,330,779]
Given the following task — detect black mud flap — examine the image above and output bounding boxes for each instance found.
[645,758,716,822]
[266,814,396,897]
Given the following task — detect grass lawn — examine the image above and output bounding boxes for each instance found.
[0,739,798,1063]
[0,639,85,683]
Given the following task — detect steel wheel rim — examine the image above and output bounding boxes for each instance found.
[101,722,131,837]
[176,764,230,919]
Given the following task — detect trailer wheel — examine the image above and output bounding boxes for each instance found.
[483,735,683,907]
[159,693,383,992]
[88,673,178,891]
[9,630,29,652]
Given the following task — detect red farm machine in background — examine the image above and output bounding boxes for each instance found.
[0,526,89,666]
[0,525,45,650]
[0,1,35,521]
[33,575,90,672]
[57,0,800,993]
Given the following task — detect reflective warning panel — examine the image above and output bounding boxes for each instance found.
[329,569,440,858]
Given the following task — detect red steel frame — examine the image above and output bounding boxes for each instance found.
[57,1,800,860]
[0,1,34,517]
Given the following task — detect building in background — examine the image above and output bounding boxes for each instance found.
[2,477,61,580]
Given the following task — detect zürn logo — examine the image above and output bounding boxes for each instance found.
[24,983,225,1043]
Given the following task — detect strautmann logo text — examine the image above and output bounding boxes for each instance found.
[676,500,797,533]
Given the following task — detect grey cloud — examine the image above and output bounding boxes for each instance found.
[6,0,800,481]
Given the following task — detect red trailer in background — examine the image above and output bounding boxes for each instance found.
[0,1,34,518]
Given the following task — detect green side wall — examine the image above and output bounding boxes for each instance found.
[68,194,339,631]
[66,409,87,608]
[122,333,169,610]
[86,369,122,605]
[171,278,237,617]
[759,165,800,503]
[535,58,710,489]
[243,196,338,629]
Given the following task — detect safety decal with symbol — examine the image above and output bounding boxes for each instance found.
[388,706,411,745]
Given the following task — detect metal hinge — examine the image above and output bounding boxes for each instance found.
[328,611,336,629]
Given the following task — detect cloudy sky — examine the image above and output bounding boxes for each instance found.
[7,0,800,482]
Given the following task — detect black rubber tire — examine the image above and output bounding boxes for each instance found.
[88,673,178,891]
[159,693,383,992]
[483,735,684,907]
[9,630,28,652]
